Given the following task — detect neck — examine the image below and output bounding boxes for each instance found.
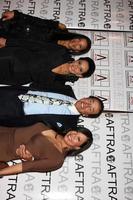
[52,63,70,75]
[56,134,71,152]
[41,130,70,153]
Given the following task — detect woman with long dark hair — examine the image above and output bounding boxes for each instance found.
[0,122,93,176]
[0,11,94,87]
[0,10,91,55]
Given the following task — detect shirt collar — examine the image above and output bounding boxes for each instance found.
[69,100,80,115]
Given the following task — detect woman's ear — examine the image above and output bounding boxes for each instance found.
[77,74,83,78]
[74,146,80,150]
[68,146,80,151]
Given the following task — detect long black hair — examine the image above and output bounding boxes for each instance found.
[40,120,93,156]
[62,126,93,156]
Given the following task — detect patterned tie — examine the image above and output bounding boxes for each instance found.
[18,93,73,106]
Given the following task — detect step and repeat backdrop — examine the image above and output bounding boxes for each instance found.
[0,112,133,200]
[72,30,133,112]
[0,0,133,200]
[0,0,133,31]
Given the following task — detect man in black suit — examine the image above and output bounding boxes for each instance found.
[0,85,103,131]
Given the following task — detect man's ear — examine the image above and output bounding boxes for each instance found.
[82,114,88,117]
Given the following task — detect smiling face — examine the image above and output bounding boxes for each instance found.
[64,131,88,149]
[75,97,101,117]
[68,38,88,52]
[68,59,89,77]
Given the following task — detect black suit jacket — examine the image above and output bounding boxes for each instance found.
[0,10,62,41]
[0,85,80,132]
[0,39,72,85]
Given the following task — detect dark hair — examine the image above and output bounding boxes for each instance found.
[53,31,91,55]
[86,96,104,118]
[63,126,93,156]
[78,57,96,78]
[55,57,95,83]
[55,57,79,83]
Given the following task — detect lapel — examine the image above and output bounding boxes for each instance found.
[30,84,76,99]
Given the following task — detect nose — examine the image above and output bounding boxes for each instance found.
[87,102,91,106]
[71,134,78,142]
[72,63,80,71]
[83,101,91,108]
[74,44,80,50]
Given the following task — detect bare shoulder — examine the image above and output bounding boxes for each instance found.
[41,128,57,137]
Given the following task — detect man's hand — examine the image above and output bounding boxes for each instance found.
[58,23,66,30]
[16,144,34,161]
[2,10,14,21]
[0,38,6,48]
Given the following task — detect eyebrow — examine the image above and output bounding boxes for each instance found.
[80,44,82,49]
[89,99,95,113]
[89,106,94,112]
[79,60,83,72]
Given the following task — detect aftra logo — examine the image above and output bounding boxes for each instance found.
[94,75,109,87]
[95,34,107,41]
[125,51,133,67]
[128,36,133,43]
[126,71,133,87]
[93,49,109,66]
[95,74,107,81]
[93,32,109,46]
[127,52,133,66]
[125,33,133,47]
[95,54,107,61]
[129,55,133,63]
[92,69,110,87]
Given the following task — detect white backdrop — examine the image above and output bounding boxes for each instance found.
[72,30,133,112]
[0,112,133,200]
[0,1,133,200]
[0,0,133,31]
